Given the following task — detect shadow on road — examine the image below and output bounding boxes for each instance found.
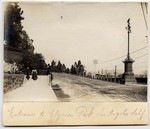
[52,84,70,102]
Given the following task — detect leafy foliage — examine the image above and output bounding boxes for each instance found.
[4,3,86,75]
[48,60,71,74]
[70,60,86,76]
[4,3,47,72]
[4,3,24,48]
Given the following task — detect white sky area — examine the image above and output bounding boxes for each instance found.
[19,2,148,75]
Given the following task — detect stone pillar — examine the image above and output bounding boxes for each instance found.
[121,56,136,84]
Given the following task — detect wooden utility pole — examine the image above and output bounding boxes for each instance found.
[114,66,117,83]
[101,69,103,80]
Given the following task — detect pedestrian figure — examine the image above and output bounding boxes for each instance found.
[47,64,53,85]
[26,67,30,80]
[48,72,53,86]
[47,64,51,75]
[31,69,38,80]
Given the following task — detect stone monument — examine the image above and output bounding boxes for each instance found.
[121,18,136,84]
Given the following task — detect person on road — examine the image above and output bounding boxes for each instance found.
[31,69,38,80]
[47,64,53,85]
[48,72,53,86]
[47,64,51,75]
[26,67,30,80]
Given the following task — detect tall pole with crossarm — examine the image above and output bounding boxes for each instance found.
[121,18,136,84]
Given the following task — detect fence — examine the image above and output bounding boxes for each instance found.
[86,74,147,85]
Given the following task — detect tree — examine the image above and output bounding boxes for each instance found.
[79,65,85,76]
[4,3,35,52]
[83,70,86,76]
[20,30,34,53]
[76,60,85,75]
[4,3,47,73]
[70,65,76,74]
[57,60,63,72]
[62,64,66,72]
[70,60,86,75]
[19,52,47,71]
[77,60,81,67]
[4,3,24,48]
[30,54,47,71]
[65,68,70,73]
[51,60,56,72]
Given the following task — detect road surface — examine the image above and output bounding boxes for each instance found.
[52,73,147,102]
[4,73,147,102]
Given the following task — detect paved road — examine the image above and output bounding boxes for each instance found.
[4,76,58,101]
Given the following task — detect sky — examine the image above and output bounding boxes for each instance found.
[18,2,148,75]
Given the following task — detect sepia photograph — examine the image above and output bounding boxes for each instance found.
[3,2,148,103]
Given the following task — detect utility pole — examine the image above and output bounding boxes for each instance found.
[114,66,117,83]
[101,69,103,80]
[93,59,98,79]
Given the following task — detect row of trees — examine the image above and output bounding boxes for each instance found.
[48,60,86,76]
[50,60,70,73]
[4,3,47,71]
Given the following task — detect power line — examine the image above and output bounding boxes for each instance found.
[86,46,147,72]
[117,63,123,66]
[130,46,147,54]
[133,62,147,69]
[145,3,148,14]
[96,53,147,71]
[141,3,148,30]
[135,61,147,65]
[96,45,147,65]
[97,55,126,64]
[134,53,147,60]
[99,63,123,70]
[102,60,147,71]
[133,65,147,69]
